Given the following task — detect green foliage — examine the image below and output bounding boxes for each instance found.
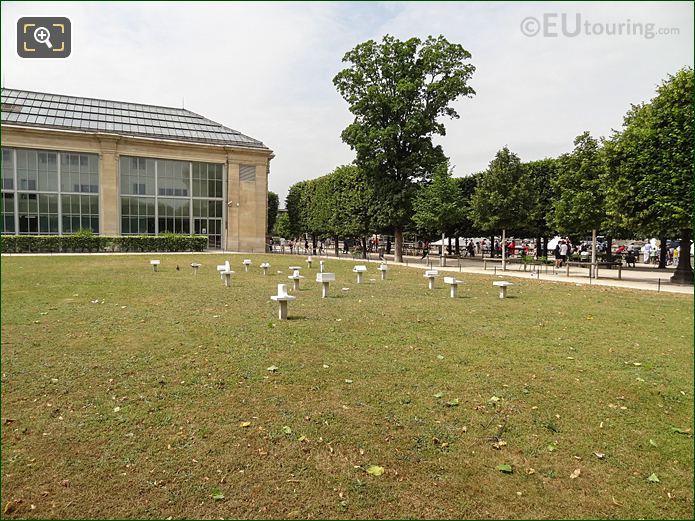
[412,161,466,237]
[604,67,694,236]
[333,34,476,231]
[550,132,606,236]
[284,165,385,242]
[469,147,532,233]
[272,212,291,239]
[0,234,208,253]
[286,181,309,238]
[451,173,483,238]
[267,191,279,235]
[523,158,557,237]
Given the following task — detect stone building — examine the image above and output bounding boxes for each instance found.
[1,88,273,251]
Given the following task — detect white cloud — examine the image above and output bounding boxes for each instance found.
[2,1,693,203]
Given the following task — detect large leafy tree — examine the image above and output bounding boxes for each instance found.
[551,132,606,265]
[333,34,476,262]
[330,164,385,258]
[604,67,693,283]
[470,147,531,269]
[285,181,309,240]
[451,173,484,255]
[267,191,279,235]
[412,161,466,265]
[523,158,557,258]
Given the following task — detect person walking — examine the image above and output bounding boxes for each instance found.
[559,239,569,267]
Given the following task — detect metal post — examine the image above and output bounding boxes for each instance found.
[658,278,661,292]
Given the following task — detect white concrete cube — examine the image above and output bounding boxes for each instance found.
[150,260,160,272]
[316,272,336,298]
[353,265,367,284]
[221,270,234,287]
[424,270,438,289]
[316,272,336,283]
[493,281,513,299]
[271,283,296,320]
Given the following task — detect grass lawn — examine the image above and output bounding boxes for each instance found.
[1,253,693,519]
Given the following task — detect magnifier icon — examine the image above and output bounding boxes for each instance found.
[33,26,53,49]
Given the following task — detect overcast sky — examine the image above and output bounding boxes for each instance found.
[2,1,693,204]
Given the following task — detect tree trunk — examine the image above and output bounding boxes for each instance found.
[591,229,597,277]
[334,235,339,258]
[658,235,667,269]
[361,237,367,259]
[455,237,460,256]
[490,235,495,258]
[440,232,446,267]
[671,228,693,284]
[502,228,507,270]
[394,227,403,263]
[311,234,317,255]
[542,236,548,258]
[535,236,541,259]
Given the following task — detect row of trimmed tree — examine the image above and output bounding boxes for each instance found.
[275,34,693,283]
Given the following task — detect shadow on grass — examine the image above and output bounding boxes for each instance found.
[286,315,308,321]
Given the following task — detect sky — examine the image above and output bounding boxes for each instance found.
[2,1,693,205]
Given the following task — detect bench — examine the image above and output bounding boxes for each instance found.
[566,261,622,280]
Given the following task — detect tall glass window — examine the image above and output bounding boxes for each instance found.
[119,156,224,248]
[1,192,15,233]
[120,157,155,195]
[1,147,99,235]
[121,196,155,234]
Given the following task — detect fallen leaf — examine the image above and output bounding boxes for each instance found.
[526,468,535,475]
[647,473,660,483]
[282,426,292,434]
[344,379,353,384]
[434,392,444,399]
[297,435,307,442]
[496,464,513,474]
[489,396,500,403]
[366,465,384,476]
[239,421,251,428]
[671,427,691,435]
[570,468,581,479]
[211,488,225,501]
[649,439,658,447]
[446,398,459,407]
[436,355,444,360]
[267,365,278,373]
[593,452,605,459]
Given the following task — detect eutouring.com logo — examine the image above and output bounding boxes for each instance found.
[520,13,680,39]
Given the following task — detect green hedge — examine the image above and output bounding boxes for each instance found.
[0,234,208,253]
